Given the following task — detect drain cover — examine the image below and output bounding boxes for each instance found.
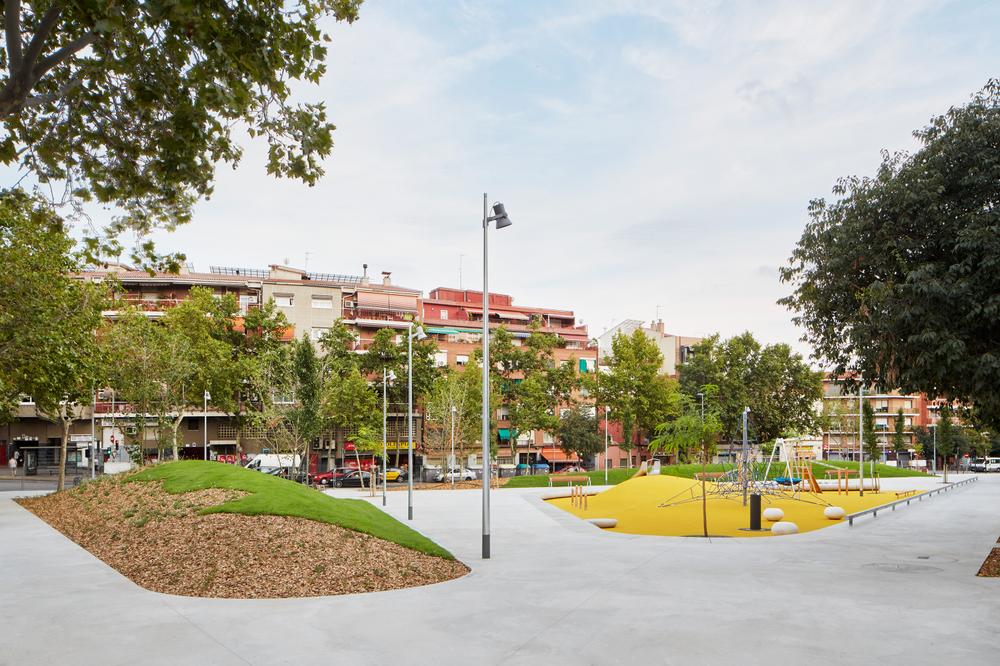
[864,562,942,574]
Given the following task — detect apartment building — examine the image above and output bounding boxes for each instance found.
[8,262,421,468]
[595,319,701,377]
[421,288,595,470]
[820,376,931,462]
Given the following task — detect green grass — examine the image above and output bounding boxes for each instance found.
[503,459,927,488]
[131,460,454,560]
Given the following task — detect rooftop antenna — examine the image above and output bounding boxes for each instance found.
[655,304,662,323]
[459,253,466,290]
[362,263,368,279]
[304,251,312,271]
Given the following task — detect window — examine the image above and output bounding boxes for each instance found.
[311,327,329,341]
[187,420,200,431]
[440,310,449,320]
[619,458,627,468]
[141,292,158,302]
[19,395,34,404]
[311,295,333,309]
[272,391,294,405]
[434,351,449,368]
[456,354,469,366]
[274,294,294,308]
[239,294,258,313]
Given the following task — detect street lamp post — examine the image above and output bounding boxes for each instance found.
[450,405,457,490]
[858,382,864,497]
[481,193,512,560]
[697,392,704,422]
[604,405,610,485]
[203,390,210,461]
[407,323,426,521]
[382,368,389,507]
[930,423,937,475]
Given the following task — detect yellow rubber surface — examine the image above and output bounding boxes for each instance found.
[547,475,911,537]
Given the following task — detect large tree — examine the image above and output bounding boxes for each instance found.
[321,366,377,487]
[679,332,822,445]
[557,405,602,465]
[1,0,361,255]
[780,80,1000,427]
[591,329,677,465]
[0,189,104,421]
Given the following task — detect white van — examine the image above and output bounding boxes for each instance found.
[245,453,300,473]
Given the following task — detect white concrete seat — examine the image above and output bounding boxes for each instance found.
[762,507,784,522]
[771,521,799,535]
[824,506,846,520]
[587,518,617,529]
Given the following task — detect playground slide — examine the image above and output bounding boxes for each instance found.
[814,478,879,491]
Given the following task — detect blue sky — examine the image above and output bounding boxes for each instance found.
[30,1,1000,360]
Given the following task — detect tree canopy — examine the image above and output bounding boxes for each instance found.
[557,405,602,463]
[1,0,362,256]
[780,80,1000,427]
[0,189,104,421]
[678,332,822,443]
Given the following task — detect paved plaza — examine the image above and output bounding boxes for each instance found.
[1,474,997,665]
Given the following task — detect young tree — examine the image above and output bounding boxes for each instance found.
[781,80,1000,428]
[892,408,908,467]
[159,287,242,460]
[1,1,362,250]
[861,400,880,476]
[912,426,933,466]
[557,406,602,464]
[595,329,667,467]
[937,408,956,483]
[253,337,324,481]
[650,402,723,538]
[322,366,378,488]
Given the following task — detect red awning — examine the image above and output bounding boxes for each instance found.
[538,446,579,462]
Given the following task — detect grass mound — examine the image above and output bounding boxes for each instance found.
[17,462,467,598]
[132,460,454,559]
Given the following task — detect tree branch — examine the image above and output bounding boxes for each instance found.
[21,5,62,78]
[33,30,96,81]
[4,0,22,76]
[21,75,83,107]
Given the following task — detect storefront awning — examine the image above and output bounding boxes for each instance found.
[538,446,579,462]
[426,327,463,335]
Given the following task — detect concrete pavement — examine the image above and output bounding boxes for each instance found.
[1,474,998,665]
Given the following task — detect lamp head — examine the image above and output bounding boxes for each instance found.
[414,326,427,341]
[491,201,512,229]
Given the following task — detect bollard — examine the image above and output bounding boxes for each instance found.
[749,494,761,531]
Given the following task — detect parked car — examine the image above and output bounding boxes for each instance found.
[381,467,406,482]
[333,470,373,488]
[314,467,356,487]
[435,467,476,482]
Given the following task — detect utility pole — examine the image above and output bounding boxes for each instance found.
[858,382,865,497]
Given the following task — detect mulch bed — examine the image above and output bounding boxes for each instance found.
[977,537,1000,577]
[16,476,468,599]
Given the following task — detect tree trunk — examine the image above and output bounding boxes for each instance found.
[171,417,182,462]
[57,413,71,491]
[354,448,365,489]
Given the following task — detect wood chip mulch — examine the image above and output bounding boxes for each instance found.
[978,537,1000,577]
[16,476,468,599]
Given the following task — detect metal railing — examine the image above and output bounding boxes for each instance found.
[846,476,979,525]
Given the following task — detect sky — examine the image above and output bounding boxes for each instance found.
[25,1,1000,361]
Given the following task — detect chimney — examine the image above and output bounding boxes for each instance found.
[652,319,665,334]
[360,263,370,286]
[381,271,392,286]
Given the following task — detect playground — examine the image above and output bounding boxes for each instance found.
[547,441,923,537]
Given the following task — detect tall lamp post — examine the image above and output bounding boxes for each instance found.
[203,390,210,461]
[604,405,610,485]
[697,392,705,421]
[382,369,393,507]
[930,423,937,475]
[450,405,457,490]
[481,193,512,560]
[407,323,427,521]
